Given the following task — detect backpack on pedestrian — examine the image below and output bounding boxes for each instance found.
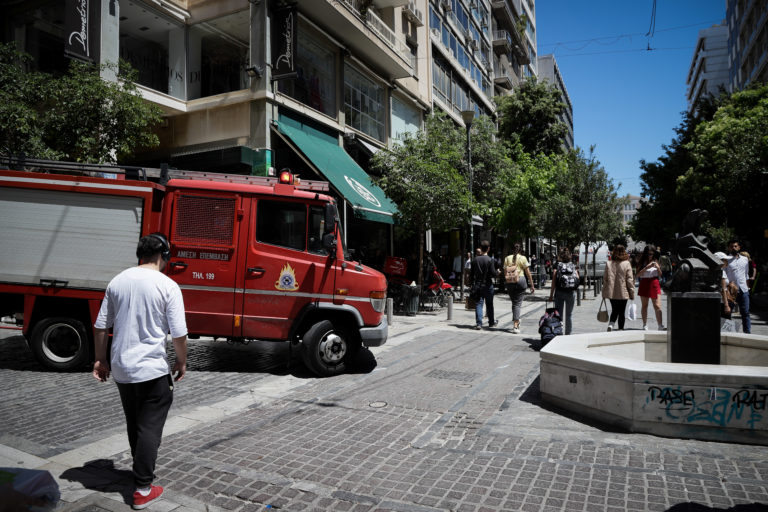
[504,255,520,284]
[556,262,579,290]
[538,305,563,347]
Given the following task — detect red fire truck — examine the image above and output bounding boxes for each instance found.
[0,158,388,377]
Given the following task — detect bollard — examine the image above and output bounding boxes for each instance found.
[576,289,581,306]
[386,297,393,326]
[447,295,453,321]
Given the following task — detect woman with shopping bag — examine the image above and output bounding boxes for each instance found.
[602,244,635,331]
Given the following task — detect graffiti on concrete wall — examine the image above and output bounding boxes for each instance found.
[643,385,768,429]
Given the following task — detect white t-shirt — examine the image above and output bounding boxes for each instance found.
[95,267,187,384]
[725,254,749,293]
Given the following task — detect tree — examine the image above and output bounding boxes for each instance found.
[496,76,568,156]
[491,143,564,240]
[0,43,56,159]
[0,42,162,163]
[633,95,720,244]
[371,113,470,286]
[680,83,768,245]
[539,147,626,279]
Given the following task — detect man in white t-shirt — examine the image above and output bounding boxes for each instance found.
[724,239,751,333]
[93,233,187,510]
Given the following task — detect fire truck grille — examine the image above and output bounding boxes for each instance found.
[174,195,235,245]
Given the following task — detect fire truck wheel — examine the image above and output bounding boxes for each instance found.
[302,320,360,377]
[29,317,91,371]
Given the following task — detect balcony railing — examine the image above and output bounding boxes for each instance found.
[339,0,412,64]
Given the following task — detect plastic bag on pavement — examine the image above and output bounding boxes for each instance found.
[0,467,60,511]
[626,301,637,321]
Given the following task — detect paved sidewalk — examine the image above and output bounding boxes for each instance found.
[1,281,766,512]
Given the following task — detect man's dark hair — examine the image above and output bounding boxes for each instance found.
[136,234,167,261]
[480,240,490,253]
[727,239,740,246]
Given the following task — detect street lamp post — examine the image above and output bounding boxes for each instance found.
[460,109,475,302]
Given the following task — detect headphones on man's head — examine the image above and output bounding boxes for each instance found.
[148,233,171,262]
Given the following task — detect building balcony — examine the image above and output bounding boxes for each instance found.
[493,75,513,90]
[492,30,513,54]
[372,0,409,7]
[301,0,413,79]
[403,2,424,27]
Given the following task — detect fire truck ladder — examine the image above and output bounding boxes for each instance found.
[0,156,330,192]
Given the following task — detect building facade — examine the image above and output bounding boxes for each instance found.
[3,0,539,262]
[726,0,768,92]
[622,194,642,228]
[686,22,729,114]
[537,53,573,150]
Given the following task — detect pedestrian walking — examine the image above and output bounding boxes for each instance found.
[503,243,535,334]
[602,245,635,331]
[726,239,751,333]
[92,233,188,510]
[549,247,579,335]
[637,244,665,330]
[470,240,497,330]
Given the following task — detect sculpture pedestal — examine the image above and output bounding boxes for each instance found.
[667,292,721,364]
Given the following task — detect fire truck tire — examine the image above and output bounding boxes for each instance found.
[29,317,92,371]
[302,320,360,377]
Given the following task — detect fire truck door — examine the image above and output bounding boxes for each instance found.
[241,201,336,340]
[166,193,241,337]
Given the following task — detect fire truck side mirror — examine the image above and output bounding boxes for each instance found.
[324,203,338,233]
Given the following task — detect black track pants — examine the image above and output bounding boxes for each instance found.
[117,374,174,487]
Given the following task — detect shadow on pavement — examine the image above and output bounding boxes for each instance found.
[60,459,133,506]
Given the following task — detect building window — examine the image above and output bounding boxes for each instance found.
[188,10,249,100]
[391,96,420,142]
[344,64,385,141]
[278,29,337,117]
[119,0,186,98]
[5,2,69,75]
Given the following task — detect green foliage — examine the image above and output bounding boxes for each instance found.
[371,113,470,284]
[496,76,568,156]
[491,144,563,238]
[539,147,626,252]
[635,84,768,248]
[0,43,162,163]
[0,43,58,159]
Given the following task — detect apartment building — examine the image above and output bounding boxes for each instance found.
[685,22,729,114]
[537,53,573,150]
[622,195,642,228]
[726,0,768,91]
[3,0,538,258]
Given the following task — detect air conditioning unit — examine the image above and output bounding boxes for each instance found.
[441,0,452,12]
[469,40,478,51]
[481,19,488,28]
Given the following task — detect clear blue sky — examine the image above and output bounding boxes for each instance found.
[535,1,726,197]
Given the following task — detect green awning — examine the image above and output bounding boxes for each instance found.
[275,114,397,224]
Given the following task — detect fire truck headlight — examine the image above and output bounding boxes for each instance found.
[369,290,386,313]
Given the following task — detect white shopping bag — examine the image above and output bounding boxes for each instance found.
[626,301,637,321]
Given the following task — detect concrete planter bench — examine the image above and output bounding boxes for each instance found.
[540,331,768,445]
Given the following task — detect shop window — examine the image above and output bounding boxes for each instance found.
[277,29,336,117]
[188,10,249,100]
[344,65,385,142]
[119,0,185,98]
[257,201,306,251]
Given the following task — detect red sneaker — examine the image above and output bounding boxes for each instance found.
[132,485,163,510]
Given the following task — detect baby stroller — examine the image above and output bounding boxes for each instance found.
[538,302,563,348]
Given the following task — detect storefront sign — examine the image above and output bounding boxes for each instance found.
[64,0,101,63]
[272,5,297,80]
